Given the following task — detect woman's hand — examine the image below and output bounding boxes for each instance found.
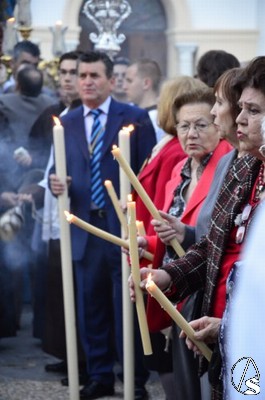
[179,316,221,355]
[151,210,186,244]
[128,267,172,302]
[122,235,148,258]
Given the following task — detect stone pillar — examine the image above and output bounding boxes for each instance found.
[175,42,198,76]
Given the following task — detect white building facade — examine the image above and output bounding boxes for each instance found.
[30,0,265,78]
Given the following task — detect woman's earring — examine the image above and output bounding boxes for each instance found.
[259,144,265,158]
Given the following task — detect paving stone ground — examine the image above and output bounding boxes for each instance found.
[0,306,165,400]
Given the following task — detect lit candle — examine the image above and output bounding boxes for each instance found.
[50,20,67,57]
[118,125,133,204]
[118,124,134,398]
[111,145,185,257]
[104,180,128,235]
[136,220,146,236]
[16,0,32,26]
[64,211,153,262]
[52,117,79,400]
[127,199,152,355]
[3,18,18,55]
[145,278,212,362]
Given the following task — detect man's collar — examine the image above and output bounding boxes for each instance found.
[83,96,112,116]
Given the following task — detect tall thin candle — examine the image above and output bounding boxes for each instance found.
[52,117,79,400]
[111,145,185,257]
[146,278,212,362]
[127,200,152,355]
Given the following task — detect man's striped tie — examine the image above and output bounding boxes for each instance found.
[90,109,105,208]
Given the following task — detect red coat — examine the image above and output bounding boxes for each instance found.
[146,139,233,332]
[133,136,186,236]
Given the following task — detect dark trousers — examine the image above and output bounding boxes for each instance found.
[74,212,149,386]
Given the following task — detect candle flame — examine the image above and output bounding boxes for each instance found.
[104,180,112,187]
[122,124,134,133]
[64,210,74,223]
[127,194,133,202]
[147,273,152,284]
[7,17,15,22]
[146,273,154,289]
[53,116,61,127]
[112,145,118,150]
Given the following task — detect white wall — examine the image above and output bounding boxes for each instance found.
[187,0,257,29]
[31,0,65,27]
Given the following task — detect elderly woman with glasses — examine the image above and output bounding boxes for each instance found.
[136,87,232,400]
[131,56,265,400]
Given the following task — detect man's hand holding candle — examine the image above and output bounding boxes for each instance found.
[49,174,72,196]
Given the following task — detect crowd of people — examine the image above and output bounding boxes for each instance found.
[0,39,264,400]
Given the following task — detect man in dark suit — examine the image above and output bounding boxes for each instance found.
[50,51,156,400]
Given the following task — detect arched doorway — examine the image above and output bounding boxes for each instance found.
[77,0,167,76]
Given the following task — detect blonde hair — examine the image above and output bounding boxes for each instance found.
[157,76,207,135]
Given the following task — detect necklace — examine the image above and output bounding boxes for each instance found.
[254,163,265,202]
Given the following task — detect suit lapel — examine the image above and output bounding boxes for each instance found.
[101,99,124,159]
[71,107,90,161]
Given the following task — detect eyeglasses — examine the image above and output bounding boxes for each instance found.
[235,203,252,244]
[175,121,214,135]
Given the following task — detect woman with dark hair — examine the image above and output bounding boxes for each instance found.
[196,49,240,88]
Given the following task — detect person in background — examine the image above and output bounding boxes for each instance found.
[3,40,40,93]
[196,49,240,88]
[0,64,55,336]
[27,52,84,373]
[3,39,57,98]
[112,56,130,103]
[49,51,156,400]
[124,58,164,142]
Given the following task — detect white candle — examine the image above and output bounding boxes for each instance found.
[111,145,185,257]
[104,180,128,235]
[127,200,152,355]
[3,18,18,55]
[50,20,67,57]
[52,117,79,400]
[118,124,134,399]
[136,220,146,236]
[146,278,212,362]
[64,211,153,262]
[118,125,133,204]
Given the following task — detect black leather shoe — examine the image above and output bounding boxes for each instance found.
[135,386,148,400]
[80,381,114,399]
[45,361,67,373]
[61,373,89,387]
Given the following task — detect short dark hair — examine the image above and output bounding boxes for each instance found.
[196,50,240,88]
[214,67,243,123]
[17,65,43,97]
[59,51,84,66]
[233,56,265,98]
[13,40,40,61]
[78,51,114,78]
[113,56,130,66]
